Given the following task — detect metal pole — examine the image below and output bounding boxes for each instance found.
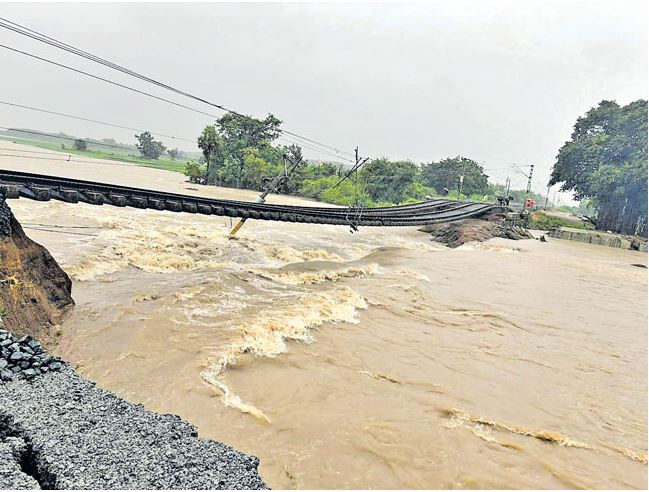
[544,185,550,209]
[229,153,302,237]
[524,164,534,208]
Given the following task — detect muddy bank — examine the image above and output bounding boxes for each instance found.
[419,215,532,247]
[0,332,267,489]
[0,198,73,342]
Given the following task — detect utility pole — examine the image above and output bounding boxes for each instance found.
[457,159,466,199]
[505,177,511,196]
[544,184,551,209]
[229,153,303,236]
[524,164,534,208]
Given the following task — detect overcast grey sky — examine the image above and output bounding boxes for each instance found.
[1,1,647,202]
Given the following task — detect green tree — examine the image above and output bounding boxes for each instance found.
[359,158,425,203]
[134,131,166,160]
[215,113,282,186]
[184,161,205,184]
[73,138,87,151]
[421,156,489,196]
[549,100,648,234]
[167,148,180,160]
[197,125,224,184]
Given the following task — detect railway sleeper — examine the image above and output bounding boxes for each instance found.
[182,202,197,213]
[165,200,182,212]
[148,198,166,210]
[27,186,51,201]
[129,196,148,209]
[0,184,20,199]
[80,191,104,205]
[197,204,212,215]
[58,189,79,203]
[107,194,127,207]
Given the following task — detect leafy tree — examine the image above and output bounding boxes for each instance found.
[73,138,87,151]
[134,131,166,160]
[167,148,180,160]
[421,156,489,196]
[215,113,282,186]
[197,125,224,184]
[549,100,648,234]
[359,158,426,204]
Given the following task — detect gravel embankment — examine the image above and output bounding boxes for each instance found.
[0,333,267,489]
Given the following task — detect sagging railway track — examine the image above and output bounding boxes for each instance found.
[0,170,510,227]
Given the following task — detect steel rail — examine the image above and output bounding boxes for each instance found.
[0,170,509,226]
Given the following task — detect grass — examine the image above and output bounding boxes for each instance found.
[0,135,189,174]
[529,211,594,231]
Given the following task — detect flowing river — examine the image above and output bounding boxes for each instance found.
[4,144,648,489]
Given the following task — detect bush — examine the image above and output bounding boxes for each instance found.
[184,161,206,184]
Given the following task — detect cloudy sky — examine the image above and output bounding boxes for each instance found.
[1,1,647,203]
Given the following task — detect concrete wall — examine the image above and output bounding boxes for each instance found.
[548,227,648,252]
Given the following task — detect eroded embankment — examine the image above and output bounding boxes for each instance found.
[0,197,73,342]
[419,215,532,247]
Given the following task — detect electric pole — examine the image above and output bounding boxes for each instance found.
[229,153,303,236]
[524,164,534,208]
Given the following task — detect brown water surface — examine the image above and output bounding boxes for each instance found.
[4,145,647,489]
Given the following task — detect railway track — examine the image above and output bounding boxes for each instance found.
[0,170,510,227]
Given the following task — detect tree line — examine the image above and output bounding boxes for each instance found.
[135,98,647,236]
[180,113,500,206]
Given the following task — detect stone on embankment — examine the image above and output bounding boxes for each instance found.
[0,363,268,489]
[0,329,64,382]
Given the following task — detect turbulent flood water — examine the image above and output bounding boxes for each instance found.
[6,151,648,489]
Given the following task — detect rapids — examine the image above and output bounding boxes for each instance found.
[4,147,647,489]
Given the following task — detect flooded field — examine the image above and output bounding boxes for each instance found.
[4,145,647,489]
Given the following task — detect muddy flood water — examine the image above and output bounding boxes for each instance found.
[4,145,648,489]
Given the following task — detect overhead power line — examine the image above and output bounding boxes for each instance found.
[0,100,195,144]
[0,44,355,164]
[0,17,357,160]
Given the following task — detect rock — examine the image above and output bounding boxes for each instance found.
[1,338,12,347]
[49,361,62,371]
[23,368,37,379]
[18,361,29,369]
[0,358,7,369]
[0,369,12,380]
[9,351,24,361]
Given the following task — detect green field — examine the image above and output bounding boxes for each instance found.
[0,135,189,174]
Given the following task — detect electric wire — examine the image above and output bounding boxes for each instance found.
[0,17,357,159]
[0,100,196,143]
